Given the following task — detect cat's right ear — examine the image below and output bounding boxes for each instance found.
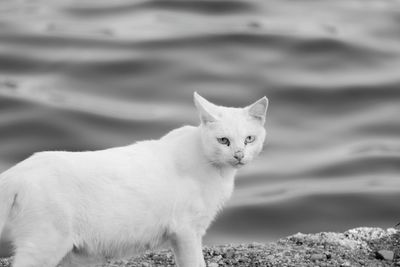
[193,92,217,124]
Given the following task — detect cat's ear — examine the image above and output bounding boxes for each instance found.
[246,96,269,124]
[193,92,218,124]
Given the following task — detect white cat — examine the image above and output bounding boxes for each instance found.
[0,92,268,267]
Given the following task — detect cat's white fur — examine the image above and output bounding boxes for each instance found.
[0,92,268,267]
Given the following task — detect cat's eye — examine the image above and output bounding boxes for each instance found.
[217,137,230,146]
[245,135,255,144]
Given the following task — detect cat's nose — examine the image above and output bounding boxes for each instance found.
[233,151,244,161]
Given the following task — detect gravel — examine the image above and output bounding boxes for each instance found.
[1,227,399,266]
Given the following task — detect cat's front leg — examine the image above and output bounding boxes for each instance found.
[197,235,206,267]
[170,229,205,267]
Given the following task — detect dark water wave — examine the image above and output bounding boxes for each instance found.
[2,31,385,55]
[273,82,400,108]
[64,0,256,17]
[210,192,400,243]
[301,155,400,179]
[1,0,400,244]
[0,33,122,49]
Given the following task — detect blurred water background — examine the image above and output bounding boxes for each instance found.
[1,0,400,245]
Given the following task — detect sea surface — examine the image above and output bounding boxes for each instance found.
[1,0,400,245]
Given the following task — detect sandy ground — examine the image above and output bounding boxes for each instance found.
[0,227,398,266]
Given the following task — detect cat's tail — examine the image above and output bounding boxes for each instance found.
[0,174,16,235]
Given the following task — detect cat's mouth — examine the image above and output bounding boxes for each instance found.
[231,161,245,168]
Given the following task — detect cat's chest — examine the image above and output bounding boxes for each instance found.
[176,171,235,232]
[201,176,234,208]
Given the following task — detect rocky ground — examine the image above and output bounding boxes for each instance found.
[1,227,399,266]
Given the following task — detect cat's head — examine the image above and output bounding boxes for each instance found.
[194,92,268,169]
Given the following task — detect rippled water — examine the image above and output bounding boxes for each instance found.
[1,0,400,245]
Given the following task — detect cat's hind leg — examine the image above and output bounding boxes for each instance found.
[11,226,74,267]
[58,250,105,267]
[12,236,73,267]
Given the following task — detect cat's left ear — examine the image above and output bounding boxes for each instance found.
[246,96,269,124]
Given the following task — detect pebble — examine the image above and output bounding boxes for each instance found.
[224,248,235,258]
[151,255,164,262]
[208,263,219,267]
[212,255,222,262]
[311,254,325,261]
[376,250,394,261]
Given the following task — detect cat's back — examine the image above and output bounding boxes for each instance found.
[1,125,199,189]
[0,145,143,186]
[160,125,198,141]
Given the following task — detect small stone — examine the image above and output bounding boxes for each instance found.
[376,250,394,261]
[212,255,222,262]
[152,255,164,261]
[208,263,219,267]
[266,255,275,261]
[224,250,235,258]
[311,254,325,261]
[284,251,291,257]
[296,240,303,246]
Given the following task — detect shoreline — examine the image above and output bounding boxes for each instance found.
[1,227,398,266]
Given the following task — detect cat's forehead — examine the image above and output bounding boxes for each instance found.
[212,107,262,135]
[217,106,244,119]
